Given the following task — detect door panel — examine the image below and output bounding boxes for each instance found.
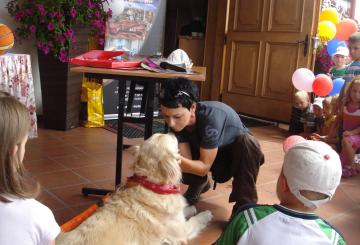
[228,41,260,95]
[234,0,264,31]
[268,0,304,32]
[262,42,298,101]
[222,0,320,122]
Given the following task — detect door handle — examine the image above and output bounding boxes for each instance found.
[297,34,309,57]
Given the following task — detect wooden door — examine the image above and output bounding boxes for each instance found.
[222,0,321,122]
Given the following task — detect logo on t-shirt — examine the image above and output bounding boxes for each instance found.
[205,126,219,138]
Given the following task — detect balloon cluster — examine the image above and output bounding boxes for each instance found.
[318,8,357,56]
[292,68,344,97]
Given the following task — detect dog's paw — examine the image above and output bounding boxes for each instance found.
[184,205,197,218]
[196,210,213,225]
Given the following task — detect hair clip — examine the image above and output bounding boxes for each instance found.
[175,90,191,98]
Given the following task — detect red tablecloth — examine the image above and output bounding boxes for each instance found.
[0,54,38,138]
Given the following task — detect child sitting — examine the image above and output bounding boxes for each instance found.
[0,92,60,244]
[329,46,349,79]
[311,96,338,148]
[289,90,314,135]
[312,97,325,134]
[340,76,360,177]
[214,140,345,245]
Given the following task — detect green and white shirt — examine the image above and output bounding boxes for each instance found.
[215,204,345,245]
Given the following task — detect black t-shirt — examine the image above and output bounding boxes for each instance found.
[175,101,248,151]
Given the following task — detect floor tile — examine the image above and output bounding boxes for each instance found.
[24,158,66,175]
[73,163,116,182]
[35,170,89,189]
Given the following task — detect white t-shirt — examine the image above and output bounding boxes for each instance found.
[0,194,60,245]
[215,204,345,245]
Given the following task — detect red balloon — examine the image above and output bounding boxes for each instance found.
[335,19,358,40]
[283,136,306,152]
[312,74,333,96]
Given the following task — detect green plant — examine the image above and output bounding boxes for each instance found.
[7,0,112,62]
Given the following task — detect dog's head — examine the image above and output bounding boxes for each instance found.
[130,133,181,184]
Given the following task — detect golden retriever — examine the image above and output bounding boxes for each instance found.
[56,133,212,245]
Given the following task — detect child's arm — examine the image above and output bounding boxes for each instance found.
[343,126,360,136]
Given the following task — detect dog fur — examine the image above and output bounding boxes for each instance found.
[56,133,212,245]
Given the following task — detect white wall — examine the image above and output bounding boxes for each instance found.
[0,0,43,113]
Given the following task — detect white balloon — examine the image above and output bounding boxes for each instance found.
[292,68,315,92]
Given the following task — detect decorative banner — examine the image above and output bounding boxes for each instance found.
[318,21,337,42]
[335,19,358,41]
[319,8,340,25]
[105,0,163,54]
[292,68,315,92]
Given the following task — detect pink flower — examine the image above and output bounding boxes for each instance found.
[25,9,33,16]
[15,11,24,21]
[49,11,57,18]
[47,23,55,31]
[29,25,36,33]
[98,38,104,46]
[88,1,95,8]
[36,41,43,49]
[70,7,77,18]
[42,46,50,55]
[64,28,74,38]
[37,4,46,16]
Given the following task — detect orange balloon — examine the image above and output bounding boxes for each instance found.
[335,19,358,40]
[312,74,333,96]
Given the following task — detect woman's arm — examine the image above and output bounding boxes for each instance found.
[179,143,218,176]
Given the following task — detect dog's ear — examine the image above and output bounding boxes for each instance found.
[158,150,182,184]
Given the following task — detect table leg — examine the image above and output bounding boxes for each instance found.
[82,79,126,196]
[144,82,155,139]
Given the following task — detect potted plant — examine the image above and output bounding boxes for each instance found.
[6,0,112,130]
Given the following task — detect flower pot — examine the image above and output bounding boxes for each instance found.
[38,26,90,130]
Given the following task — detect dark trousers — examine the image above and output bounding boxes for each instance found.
[182,132,264,207]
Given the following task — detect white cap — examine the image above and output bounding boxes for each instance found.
[313,97,324,109]
[333,46,349,57]
[166,49,193,69]
[283,141,342,209]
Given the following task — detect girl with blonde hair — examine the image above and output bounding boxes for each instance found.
[339,76,360,177]
[0,92,60,245]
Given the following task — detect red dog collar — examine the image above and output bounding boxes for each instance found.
[126,175,181,194]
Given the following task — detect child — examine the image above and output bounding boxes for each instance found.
[0,93,60,245]
[311,96,338,147]
[339,32,360,106]
[340,77,360,177]
[329,46,349,79]
[289,90,314,135]
[312,97,325,134]
[215,140,345,245]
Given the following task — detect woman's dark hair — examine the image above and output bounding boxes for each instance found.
[159,77,199,110]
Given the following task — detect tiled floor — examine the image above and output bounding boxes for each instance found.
[24,125,360,244]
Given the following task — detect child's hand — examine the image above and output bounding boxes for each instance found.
[343,130,355,136]
[310,133,321,140]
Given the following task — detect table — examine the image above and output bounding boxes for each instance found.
[70,66,206,196]
[0,54,38,138]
